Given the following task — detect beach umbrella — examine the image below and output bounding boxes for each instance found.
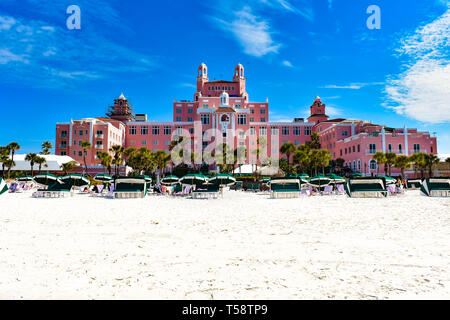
[94,173,113,182]
[299,173,310,179]
[161,175,180,186]
[327,173,346,184]
[16,175,34,182]
[0,178,8,195]
[34,173,61,186]
[209,173,236,186]
[309,175,331,188]
[179,174,208,186]
[61,174,90,187]
[286,174,309,184]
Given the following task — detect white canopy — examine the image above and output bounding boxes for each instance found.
[232,164,255,174]
[8,154,80,171]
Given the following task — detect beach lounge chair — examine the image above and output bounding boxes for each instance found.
[253,183,260,192]
[336,184,345,195]
[322,185,333,195]
[246,183,253,191]
[230,181,243,191]
[420,178,450,197]
[192,184,220,199]
[270,178,301,199]
[344,177,388,198]
[113,177,147,199]
[33,181,73,198]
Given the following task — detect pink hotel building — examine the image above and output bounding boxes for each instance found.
[55,63,437,176]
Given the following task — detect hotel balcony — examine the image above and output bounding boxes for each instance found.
[95,145,104,150]
[59,145,68,149]
[60,134,68,138]
[95,134,104,139]
[410,149,428,154]
[365,150,377,155]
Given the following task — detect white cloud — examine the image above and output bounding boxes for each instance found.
[321,82,384,90]
[384,8,450,123]
[282,60,293,67]
[0,49,29,64]
[212,6,280,57]
[326,105,342,117]
[0,16,16,30]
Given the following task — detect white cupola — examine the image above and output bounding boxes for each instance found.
[220,91,229,107]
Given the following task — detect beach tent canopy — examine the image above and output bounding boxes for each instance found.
[94,173,113,182]
[61,174,90,187]
[209,173,236,186]
[256,166,285,176]
[350,172,364,178]
[34,173,61,186]
[114,176,148,198]
[161,175,179,186]
[7,154,80,171]
[16,175,34,182]
[180,174,208,185]
[326,173,346,184]
[345,177,388,198]
[0,178,8,195]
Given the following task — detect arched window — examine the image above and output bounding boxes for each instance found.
[221,114,229,122]
[369,160,377,170]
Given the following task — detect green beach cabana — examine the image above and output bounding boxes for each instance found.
[420,178,450,197]
[136,175,152,190]
[344,177,388,198]
[0,177,8,195]
[114,176,148,199]
[61,174,90,188]
[309,175,332,188]
[161,175,180,186]
[380,176,396,185]
[180,174,208,187]
[326,173,346,184]
[270,177,302,199]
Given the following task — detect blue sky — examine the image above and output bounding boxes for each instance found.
[1,0,449,156]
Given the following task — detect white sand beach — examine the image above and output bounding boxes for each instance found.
[0,190,449,299]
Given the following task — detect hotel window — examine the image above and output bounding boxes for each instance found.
[345,148,347,155]
[152,126,160,135]
[271,127,279,135]
[357,144,360,152]
[260,117,266,122]
[60,130,68,138]
[342,131,348,136]
[60,141,67,148]
[175,126,183,135]
[304,127,311,136]
[238,115,247,125]
[95,141,102,148]
[85,130,88,135]
[250,117,254,122]
[165,140,170,145]
[293,127,300,136]
[353,146,356,153]
[78,151,82,157]
[129,126,136,135]
[388,144,392,152]
[79,141,82,146]
[348,147,351,154]
[202,141,208,149]
[188,108,193,114]
[239,141,245,147]
[176,117,182,122]
[153,140,158,145]
[239,131,245,139]
[201,114,210,125]
[164,126,171,135]
[203,104,209,109]
[250,127,255,135]
[340,149,343,156]
[295,140,300,146]
[369,144,376,154]
[431,146,433,153]
[235,104,241,109]
[357,160,361,171]
[73,129,77,135]
[79,130,83,136]
[189,128,194,134]
[282,127,289,136]
[188,117,193,122]
[260,109,266,114]
[259,127,267,135]
[398,144,403,154]
[414,144,420,153]
[250,109,254,114]
[176,108,182,113]
[61,151,67,156]
[141,126,149,135]
[370,160,377,170]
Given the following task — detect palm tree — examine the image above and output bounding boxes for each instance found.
[394,155,411,181]
[319,149,331,175]
[110,145,124,176]
[154,150,170,183]
[306,132,321,150]
[446,157,450,163]
[309,149,321,176]
[6,142,20,178]
[372,152,386,176]
[410,153,427,178]
[409,153,422,178]
[60,161,77,175]
[280,142,296,167]
[35,156,47,173]
[25,152,38,176]
[0,146,9,178]
[80,141,91,174]
[40,141,53,155]
[234,146,248,174]
[424,154,440,178]
[293,149,310,175]
[385,152,397,176]
[97,152,113,175]
[3,159,15,178]
[335,158,345,175]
